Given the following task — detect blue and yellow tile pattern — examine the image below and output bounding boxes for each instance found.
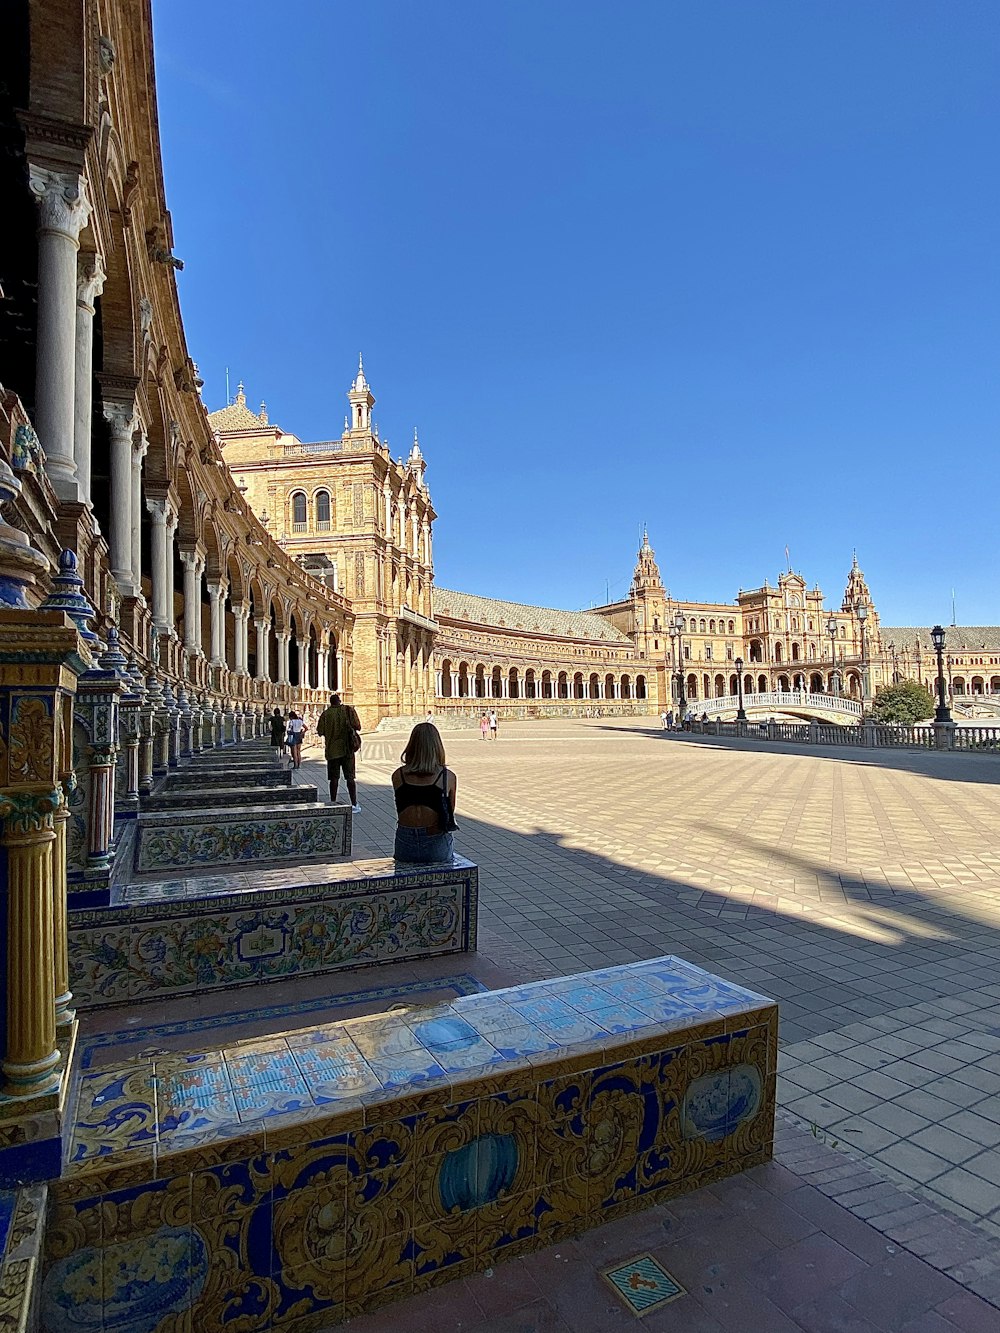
[44,957,777,1332]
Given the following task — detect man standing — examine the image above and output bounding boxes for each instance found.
[316,692,362,813]
[488,708,498,740]
[660,709,669,729]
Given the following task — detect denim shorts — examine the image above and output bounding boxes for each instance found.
[393,826,454,864]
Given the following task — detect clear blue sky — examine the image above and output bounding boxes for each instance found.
[154,1,999,625]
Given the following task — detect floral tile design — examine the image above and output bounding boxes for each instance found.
[52,957,776,1330]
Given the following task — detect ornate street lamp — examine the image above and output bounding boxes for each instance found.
[857,602,870,704]
[931,625,952,723]
[826,616,840,695]
[735,656,747,721]
[673,612,686,721]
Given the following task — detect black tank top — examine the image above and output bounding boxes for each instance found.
[394,768,454,829]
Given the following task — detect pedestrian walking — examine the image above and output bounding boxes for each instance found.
[269,708,285,753]
[660,710,669,729]
[480,712,489,740]
[316,692,362,812]
[286,710,306,768]
[488,708,498,740]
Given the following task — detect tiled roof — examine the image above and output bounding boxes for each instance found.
[881,627,1000,651]
[434,587,631,643]
[208,398,268,433]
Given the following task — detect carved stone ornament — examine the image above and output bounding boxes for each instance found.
[77,253,106,308]
[98,34,116,76]
[138,294,154,339]
[11,423,42,474]
[121,161,140,224]
[28,166,91,240]
[0,789,59,837]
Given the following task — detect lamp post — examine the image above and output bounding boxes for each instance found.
[857,602,870,706]
[673,612,686,721]
[931,625,952,723]
[888,641,898,684]
[826,616,839,695]
[735,656,747,721]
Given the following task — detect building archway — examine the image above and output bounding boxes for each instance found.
[757,674,768,693]
[440,659,453,697]
[687,673,698,700]
[636,675,647,700]
[621,675,632,699]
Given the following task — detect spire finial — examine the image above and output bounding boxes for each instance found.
[236,380,245,403]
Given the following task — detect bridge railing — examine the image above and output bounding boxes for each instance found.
[693,690,863,718]
[694,719,1000,755]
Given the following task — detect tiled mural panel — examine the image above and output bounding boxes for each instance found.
[68,860,479,1008]
[145,783,318,811]
[134,803,352,873]
[161,767,293,789]
[43,959,777,1331]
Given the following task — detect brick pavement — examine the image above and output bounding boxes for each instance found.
[291,719,1000,1323]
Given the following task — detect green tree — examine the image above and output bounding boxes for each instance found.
[871,680,935,725]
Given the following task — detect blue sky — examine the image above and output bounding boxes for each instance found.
[154,1,999,624]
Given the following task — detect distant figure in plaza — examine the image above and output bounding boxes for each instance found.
[392,722,458,864]
[269,707,286,753]
[286,710,306,769]
[488,708,498,740]
[425,709,433,724]
[666,709,674,729]
[316,692,362,813]
[660,710,669,729]
[701,711,708,723]
[480,712,489,740]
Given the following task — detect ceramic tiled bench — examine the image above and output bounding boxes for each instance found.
[43,958,776,1331]
[132,801,351,874]
[144,783,318,811]
[68,856,479,1007]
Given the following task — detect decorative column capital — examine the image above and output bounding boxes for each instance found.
[0,788,60,838]
[179,549,205,574]
[77,252,106,310]
[145,495,174,526]
[28,166,91,241]
[254,618,269,633]
[103,398,140,443]
[207,580,228,601]
[132,430,149,462]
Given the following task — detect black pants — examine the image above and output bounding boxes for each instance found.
[326,751,357,800]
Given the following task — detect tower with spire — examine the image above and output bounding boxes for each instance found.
[346,355,374,435]
[629,528,667,661]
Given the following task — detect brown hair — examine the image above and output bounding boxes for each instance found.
[400,722,446,775]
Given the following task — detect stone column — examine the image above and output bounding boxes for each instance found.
[383,484,392,535]
[207,580,227,665]
[276,631,290,685]
[254,619,269,681]
[146,498,172,631]
[165,512,178,637]
[104,400,139,593]
[421,520,430,566]
[450,671,459,696]
[52,782,74,1030]
[130,431,148,594]
[233,604,250,675]
[336,650,344,692]
[28,167,90,502]
[317,642,329,692]
[181,550,205,655]
[0,792,59,1095]
[74,253,105,506]
[296,637,310,689]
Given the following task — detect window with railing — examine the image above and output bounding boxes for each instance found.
[291,490,307,532]
[316,490,331,531]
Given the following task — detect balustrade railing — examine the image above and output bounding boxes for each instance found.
[692,690,863,718]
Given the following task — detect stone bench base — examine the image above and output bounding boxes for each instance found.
[68,856,479,1007]
[133,801,350,873]
[160,766,292,789]
[44,957,775,1331]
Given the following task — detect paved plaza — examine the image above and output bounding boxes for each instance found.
[81,717,1000,1329]
[354,720,1000,1314]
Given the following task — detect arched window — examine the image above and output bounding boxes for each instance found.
[728,619,735,633]
[699,619,706,632]
[316,490,331,529]
[774,643,783,663]
[291,491,307,530]
[689,618,696,632]
[709,619,716,633]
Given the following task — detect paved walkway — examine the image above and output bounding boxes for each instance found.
[345,723,1000,1280]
